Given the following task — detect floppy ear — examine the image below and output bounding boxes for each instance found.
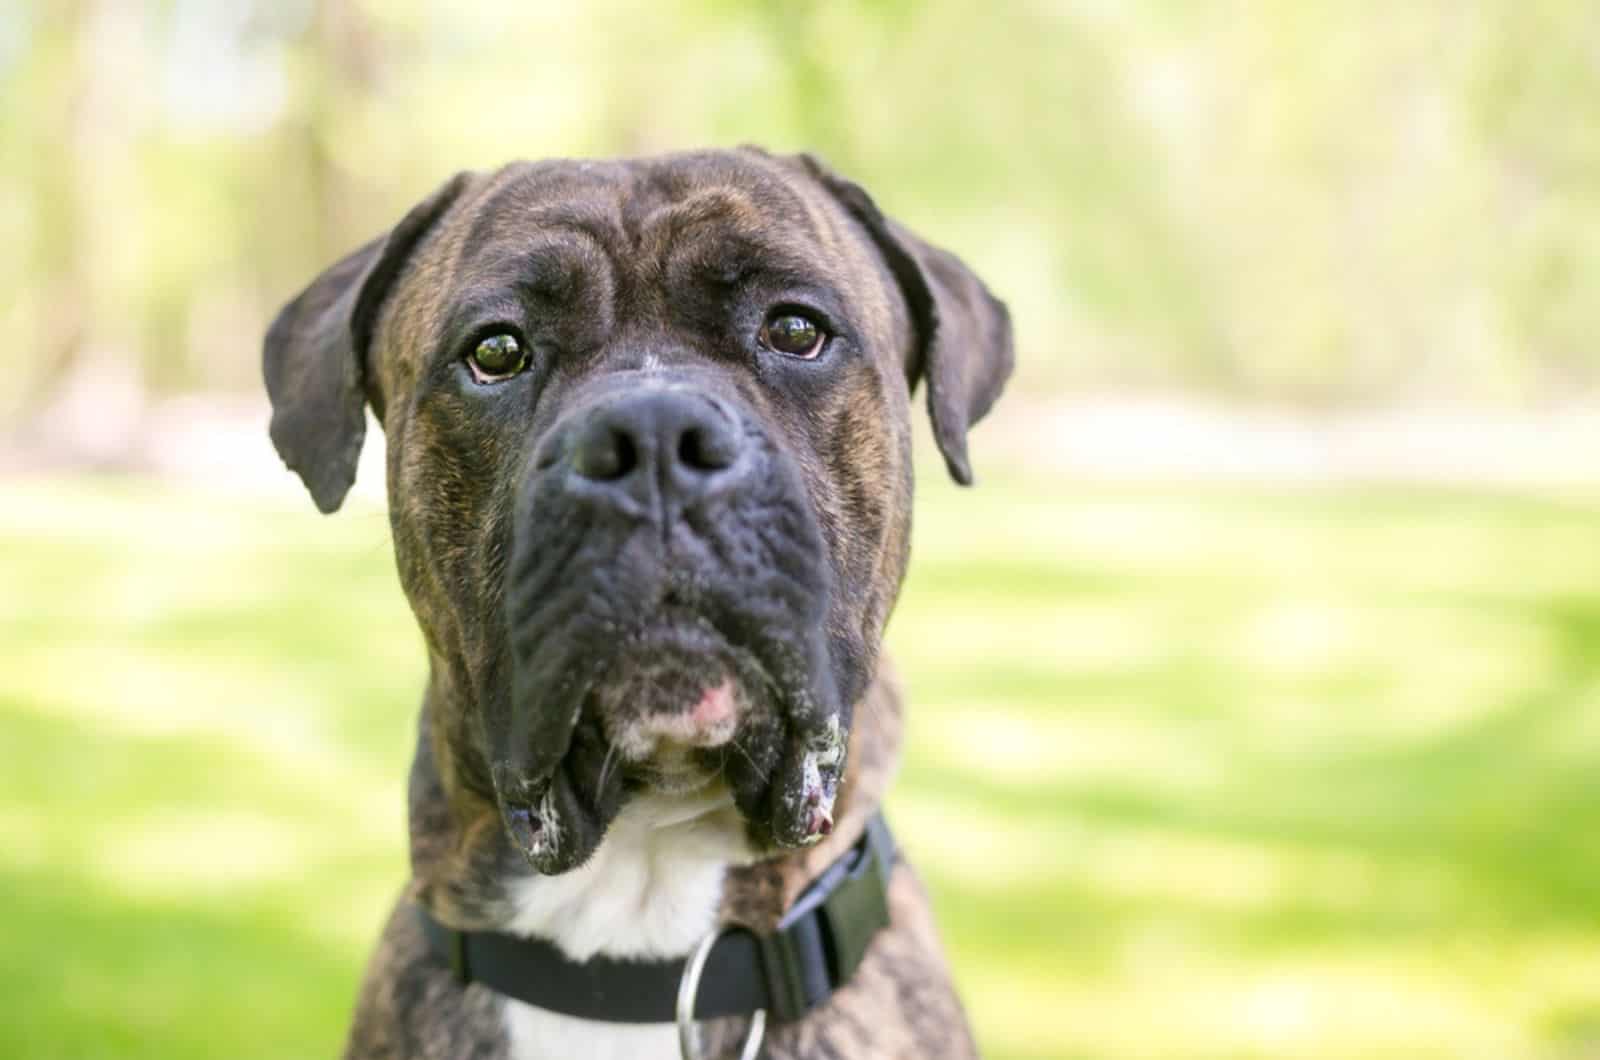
[799,155,1014,485]
[263,173,472,513]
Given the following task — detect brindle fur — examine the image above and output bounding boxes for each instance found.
[263,147,1011,1059]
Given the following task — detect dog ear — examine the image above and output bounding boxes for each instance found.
[798,154,1014,485]
[263,173,472,513]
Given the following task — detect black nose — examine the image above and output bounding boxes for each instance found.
[564,388,742,508]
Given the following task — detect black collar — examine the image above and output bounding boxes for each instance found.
[417,813,897,1026]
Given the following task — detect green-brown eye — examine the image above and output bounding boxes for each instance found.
[759,309,826,359]
[467,333,528,382]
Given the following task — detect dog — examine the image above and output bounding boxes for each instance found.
[263,147,1012,1059]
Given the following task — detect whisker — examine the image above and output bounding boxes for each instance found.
[596,741,621,794]
[727,734,761,775]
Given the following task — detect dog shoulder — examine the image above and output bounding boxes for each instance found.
[344,890,511,1060]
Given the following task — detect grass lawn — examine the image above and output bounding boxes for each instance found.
[3,470,1600,1059]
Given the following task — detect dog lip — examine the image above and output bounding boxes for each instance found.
[603,677,743,803]
[692,680,737,727]
[620,678,740,753]
[623,761,719,796]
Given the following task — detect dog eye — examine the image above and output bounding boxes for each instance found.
[467,333,529,382]
[759,309,826,359]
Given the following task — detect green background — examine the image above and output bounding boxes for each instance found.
[3,2,1599,1057]
[6,473,1600,1058]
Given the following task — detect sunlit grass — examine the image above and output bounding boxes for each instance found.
[3,472,1599,1059]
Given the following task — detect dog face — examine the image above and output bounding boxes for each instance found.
[264,149,1011,873]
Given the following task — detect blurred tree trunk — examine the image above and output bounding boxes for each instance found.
[8,0,153,440]
[12,0,89,422]
[298,0,382,266]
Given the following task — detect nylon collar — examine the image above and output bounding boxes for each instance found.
[417,813,897,1025]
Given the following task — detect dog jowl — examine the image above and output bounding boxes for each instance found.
[264,147,1011,1057]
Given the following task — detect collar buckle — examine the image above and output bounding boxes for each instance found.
[756,813,896,1022]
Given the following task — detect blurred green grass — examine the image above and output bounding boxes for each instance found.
[3,472,1600,1059]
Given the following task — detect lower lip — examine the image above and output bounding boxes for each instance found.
[690,680,737,729]
[638,767,715,795]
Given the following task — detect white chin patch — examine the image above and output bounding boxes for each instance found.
[500,786,752,1059]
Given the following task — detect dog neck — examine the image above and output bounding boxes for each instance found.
[501,784,748,960]
[405,659,905,947]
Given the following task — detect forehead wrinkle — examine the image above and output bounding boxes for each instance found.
[463,202,620,268]
[454,203,623,338]
[645,202,836,297]
[638,173,814,249]
[469,237,609,295]
[638,188,752,259]
[462,159,626,249]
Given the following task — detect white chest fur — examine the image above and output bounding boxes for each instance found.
[501,787,752,1060]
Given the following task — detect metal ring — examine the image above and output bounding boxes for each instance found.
[677,927,767,1060]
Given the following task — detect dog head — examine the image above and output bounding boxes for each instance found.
[263,149,1011,873]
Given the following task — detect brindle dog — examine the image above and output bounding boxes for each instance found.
[264,147,1012,1059]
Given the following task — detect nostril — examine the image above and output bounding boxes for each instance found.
[677,424,737,473]
[573,427,637,481]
